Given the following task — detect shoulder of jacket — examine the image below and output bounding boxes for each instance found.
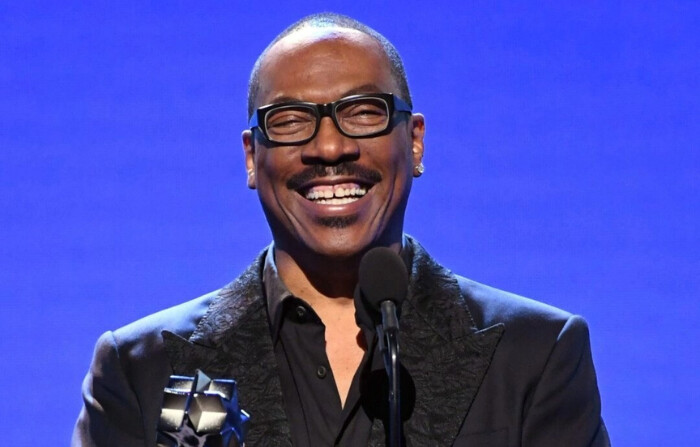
[455,275,575,331]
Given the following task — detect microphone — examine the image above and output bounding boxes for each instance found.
[356,246,408,447]
[356,246,408,333]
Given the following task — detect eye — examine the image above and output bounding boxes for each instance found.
[265,107,315,135]
[350,106,385,118]
[338,99,389,125]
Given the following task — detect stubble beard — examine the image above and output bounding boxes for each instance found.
[316,214,358,228]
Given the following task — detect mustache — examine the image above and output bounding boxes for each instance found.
[286,163,382,190]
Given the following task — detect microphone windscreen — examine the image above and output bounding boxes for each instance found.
[358,246,409,310]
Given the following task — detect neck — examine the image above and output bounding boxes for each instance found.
[273,239,403,307]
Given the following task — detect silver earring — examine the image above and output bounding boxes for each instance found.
[415,163,425,175]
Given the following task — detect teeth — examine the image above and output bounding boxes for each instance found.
[304,186,368,202]
[316,197,360,205]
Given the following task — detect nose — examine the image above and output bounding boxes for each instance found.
[301,116,360,165]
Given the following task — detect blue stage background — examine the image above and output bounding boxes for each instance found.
[1,2,697,445]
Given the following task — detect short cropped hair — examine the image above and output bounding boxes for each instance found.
[247,12,412,119]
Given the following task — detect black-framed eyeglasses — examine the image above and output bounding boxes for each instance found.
[248,93,412,145]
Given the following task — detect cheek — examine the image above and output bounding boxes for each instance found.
[253,150,305,220]
[253,152,284,202]
[385,138,416,178]
[255,149,290,185]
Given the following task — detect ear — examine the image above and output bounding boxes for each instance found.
[409,113,425,177]
[242,129,256,189]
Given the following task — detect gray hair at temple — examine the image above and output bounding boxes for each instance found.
[246,12,413,119]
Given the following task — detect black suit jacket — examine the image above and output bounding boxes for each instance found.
[73,238,609,446]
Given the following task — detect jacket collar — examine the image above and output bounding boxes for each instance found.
[162,238,503,446]
[382,236,504,446]
[162,249,293,446]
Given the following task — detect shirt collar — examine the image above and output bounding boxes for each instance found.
[262,244,294,343]
[262,236,415,341]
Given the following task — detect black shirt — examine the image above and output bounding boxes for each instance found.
[263,249,379,447]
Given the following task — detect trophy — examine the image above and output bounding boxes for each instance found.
[157,370,249,447]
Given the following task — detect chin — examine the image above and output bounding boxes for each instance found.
[299,226,378,261]
[316,215,359,229]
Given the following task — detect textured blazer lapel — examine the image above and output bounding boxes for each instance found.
[162,256,292,446]
[371,239,504,446]
[159,240,501,446]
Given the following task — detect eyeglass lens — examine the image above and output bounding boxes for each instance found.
[264,97,390,143]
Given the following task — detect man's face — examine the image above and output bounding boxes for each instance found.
[243,29,425,260]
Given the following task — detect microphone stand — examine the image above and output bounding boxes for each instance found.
[377,300,402,447]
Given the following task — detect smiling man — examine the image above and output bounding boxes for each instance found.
[73,13,609,447]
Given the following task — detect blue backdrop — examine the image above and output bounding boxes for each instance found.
[1,2,698,445]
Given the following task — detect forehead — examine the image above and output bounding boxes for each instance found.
[256,27,397,106]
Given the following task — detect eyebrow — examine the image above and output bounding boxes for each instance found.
[340,84,384,97]
[266,84,385,106]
